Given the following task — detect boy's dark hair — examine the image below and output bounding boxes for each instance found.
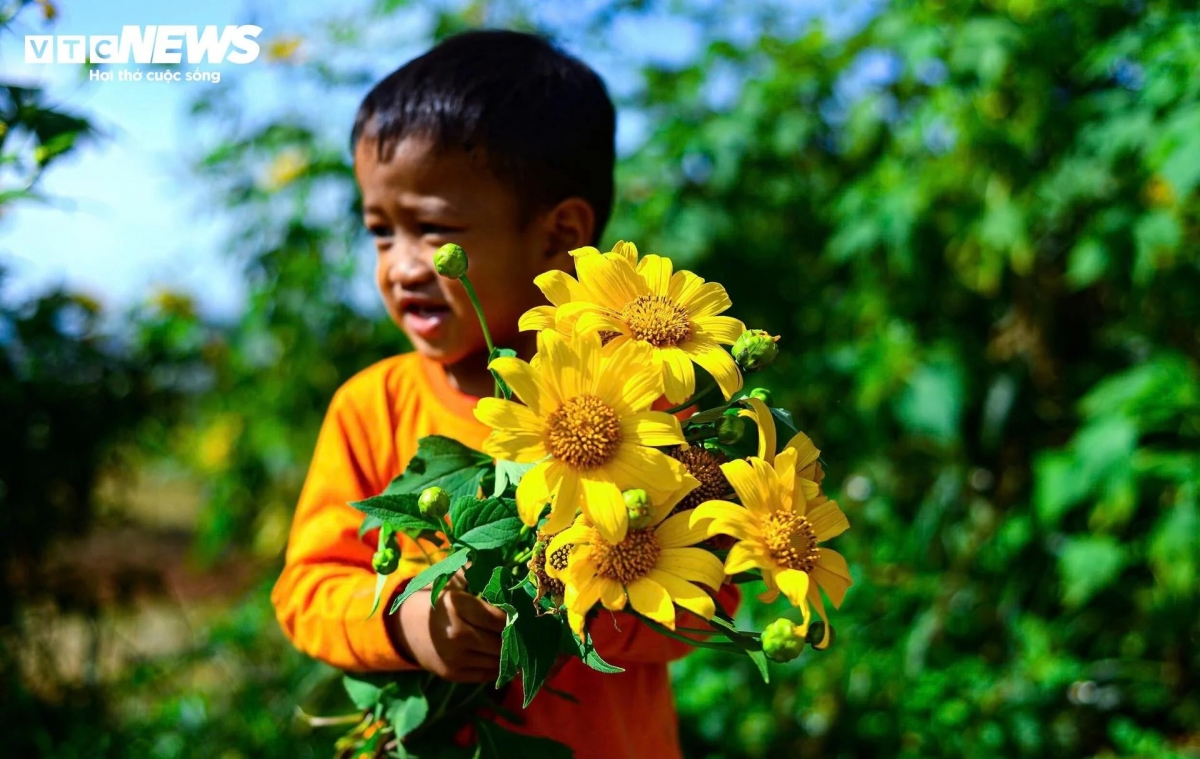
[352,29,616,244]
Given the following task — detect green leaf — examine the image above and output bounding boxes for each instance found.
[486,574,562,704]
[747,650,770,683]
[343,673,390,711]
[1033,450,1088,527]
[769,407,798,437]
[358,514,383,537]
[560,625,624,674]
[458,518,524,551]
[367,523,394,618]
[388,548,472,613]
[463,550,505,594]
[382,435,491,498]
[449,497,519,542]
[489,347,519,400]
[384,674,429,740]
[494,459,538,497]
[475,720,573,759]
[1059,536,1125,607]
[707,616,763,650]
[683,404,733,426]
[895,357,965,445]
[350,493,441,538]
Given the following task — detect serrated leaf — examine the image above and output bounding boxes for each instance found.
[449,497,519,540]
[382,435,491,498]
[388,547,471,613]
[457,518,523,550]
[493,459,539,497]
[351,493,441,538]
[463,550,505,594]
[489,347,519,400]
[560,625,623,674]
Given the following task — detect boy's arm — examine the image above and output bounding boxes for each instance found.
[587,583,742,665]
[271,388,419,673]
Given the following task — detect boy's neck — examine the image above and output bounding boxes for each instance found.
[442,332,538,399]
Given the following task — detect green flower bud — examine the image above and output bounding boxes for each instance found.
[418,486,451,520]
[372,546,400,575]
[717,415,746,445]
[806,620,834,650]
[624,489,653,529]
[761,618,805,663]
[732,330,780,373]
[433,243,469,279]
[749,388,774,406]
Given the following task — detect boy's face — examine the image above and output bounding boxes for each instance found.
[355,135,575,366]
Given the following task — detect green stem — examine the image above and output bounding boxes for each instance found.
[459,275,495,356]
[664,377,718,415]
[640,618,745,653]
[459,274,501,398]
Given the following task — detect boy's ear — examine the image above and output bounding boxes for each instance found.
[541,197,595,267]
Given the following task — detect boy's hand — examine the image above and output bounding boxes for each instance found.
[388,570,508,683]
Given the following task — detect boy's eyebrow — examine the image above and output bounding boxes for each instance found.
[363,195,460,217]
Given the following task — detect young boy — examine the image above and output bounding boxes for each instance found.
[272,30,728,759]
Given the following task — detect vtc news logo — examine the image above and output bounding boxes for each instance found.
[24,25,262,64]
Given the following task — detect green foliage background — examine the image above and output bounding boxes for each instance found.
[2,0,1199,756]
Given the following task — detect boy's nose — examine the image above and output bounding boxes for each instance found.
[387,243,436,287]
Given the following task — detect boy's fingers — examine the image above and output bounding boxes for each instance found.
[445,569,469,591]
[456,594,508,633]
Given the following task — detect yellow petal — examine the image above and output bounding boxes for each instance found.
[677,281,732,319]
[813,549,852,608]
[599,578,627,611]
[619,410,685,447]
[739,396,777,464]
[572,332,603,398]
[657,347,695,405]
[657,547,725,589]
[651,475,700,527]
[519,305,557,332]
[718,459,770,516]
[487,356,552,415]
[576,310,628,337]
[646,569,715,619]
[545,525,591,579]
[724,540,766,574]
[515,461,555,526]
[533,269,587,307]
[636,254,673,296]
[808,501,849,542]
[774,568,811,610]
[692,315,745,345]
[682,337,743,399]
[608,240,638,266]
[667,269,705,305]
[606,445,685,500]
[772,446,798,512]
[535,330,575,400]
[784,431,821,471]
[690,500,758,541]
[654,510,709,549]
[547,467,583,530]
[626,577,675,627]
[576,252,645,310]
[565,572,603,636]
[806,581,833,649]
[580,474,627,544]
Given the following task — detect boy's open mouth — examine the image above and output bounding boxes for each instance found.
[400,300,453,340]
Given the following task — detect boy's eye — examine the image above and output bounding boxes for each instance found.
[367,224,393,239]
[418,222,458,236]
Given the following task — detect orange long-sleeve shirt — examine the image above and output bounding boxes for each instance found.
[272,352,738,759]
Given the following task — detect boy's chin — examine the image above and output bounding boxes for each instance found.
[405,335,487,366]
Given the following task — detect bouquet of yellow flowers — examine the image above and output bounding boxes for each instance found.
[333,242,852,758]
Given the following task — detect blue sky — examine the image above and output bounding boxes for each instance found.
[0,0,864,319]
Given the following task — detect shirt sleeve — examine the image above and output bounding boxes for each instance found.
[587,583,742,665]
[270,387,421,673]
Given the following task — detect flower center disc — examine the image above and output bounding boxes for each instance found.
[590,527,661,585]
[545,395,622,469]
[763,511,820,572]
[621,295,692,347]
[668,445,730,513]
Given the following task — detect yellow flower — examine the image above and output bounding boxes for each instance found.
[518,242,746,405]
[546,478,725,635]
[690,446,851,646]
[475,331,688,543]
